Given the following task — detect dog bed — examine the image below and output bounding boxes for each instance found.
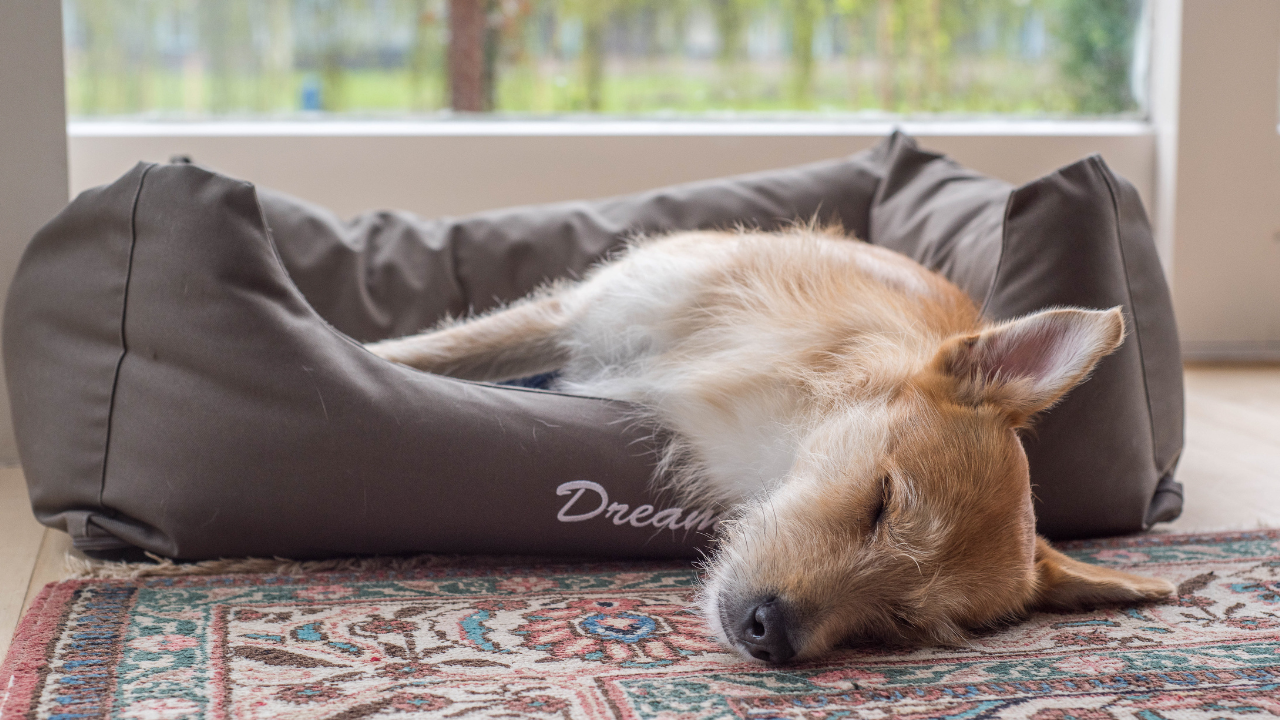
[3,133,1183,560]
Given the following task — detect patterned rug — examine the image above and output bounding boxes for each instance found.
[3,531,1279,720]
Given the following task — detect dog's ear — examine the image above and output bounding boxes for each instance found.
[1031,536,1174,610]
[933,307,1124,423]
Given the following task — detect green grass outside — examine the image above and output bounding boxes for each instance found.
[65,58,1126,119]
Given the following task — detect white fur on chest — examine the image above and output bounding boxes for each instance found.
[554,239,803,503]
[670,384,802,501]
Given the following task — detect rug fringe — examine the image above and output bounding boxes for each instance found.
[60,551,615,580]
[63,552,461,579]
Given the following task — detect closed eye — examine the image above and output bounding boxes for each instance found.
[871,475,890,527]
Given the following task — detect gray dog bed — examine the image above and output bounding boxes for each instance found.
[3,133,1183,560]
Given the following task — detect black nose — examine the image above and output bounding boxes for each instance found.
[732,597,796,663]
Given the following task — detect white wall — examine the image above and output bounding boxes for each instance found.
[1171,0,1280,360]
[0,1,70,464]
[67,124,1156,224]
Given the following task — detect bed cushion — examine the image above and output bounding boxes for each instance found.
[865,134,1184,537]
[2,133,1182,559]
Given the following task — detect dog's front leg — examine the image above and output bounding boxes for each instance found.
[365,292,574,382]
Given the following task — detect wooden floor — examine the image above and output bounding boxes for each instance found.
[3,363,1280,659]
[1162,364,1280,532]
[0,463,73,660]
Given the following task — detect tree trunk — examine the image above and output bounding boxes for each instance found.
[449,0,486,111]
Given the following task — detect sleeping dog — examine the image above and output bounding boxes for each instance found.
[367,227,1173,663]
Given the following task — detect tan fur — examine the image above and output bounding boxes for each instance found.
[367,227,1174,662]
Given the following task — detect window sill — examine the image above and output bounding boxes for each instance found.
[68,118,1152,139]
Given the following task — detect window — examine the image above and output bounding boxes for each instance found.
[62,0,1149,119]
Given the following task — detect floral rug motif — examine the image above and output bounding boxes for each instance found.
[3,530,1280,719]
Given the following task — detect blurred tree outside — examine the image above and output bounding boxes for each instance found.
[61,0,1148,118]
[408,0,446,110]
[1056,0,1143,113]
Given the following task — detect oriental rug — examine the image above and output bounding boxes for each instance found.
[2,530,1279,720]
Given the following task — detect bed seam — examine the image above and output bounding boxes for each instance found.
[1094,156,1161,499]
[99,163,154,510]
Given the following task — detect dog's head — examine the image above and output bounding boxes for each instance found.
[701,306,1174,663]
